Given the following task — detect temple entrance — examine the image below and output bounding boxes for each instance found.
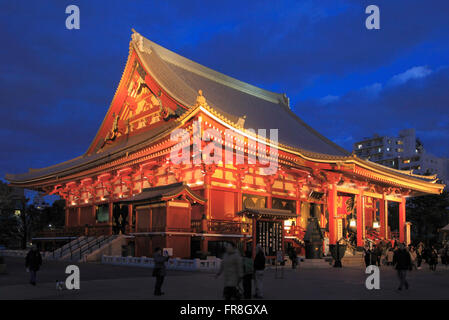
[256,220,283,257]
[112,203,128,235]
[237,207,297,258]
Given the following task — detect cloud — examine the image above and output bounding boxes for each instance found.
[388,66,433,86]
[319,95,340,105]
[294,66,449,158]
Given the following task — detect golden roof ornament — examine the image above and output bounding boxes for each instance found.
[236,115,246,128]
[195,90,207,107]
[131,28,151,54]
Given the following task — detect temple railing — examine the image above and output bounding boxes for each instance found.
[36,219,251,238]
[134,226,192,233]
[191,220,202,233]
[34,225,113,238]
[102,255,221,272]
[208,219,251,235]
[191,219,251,235]
[34,227,83,238]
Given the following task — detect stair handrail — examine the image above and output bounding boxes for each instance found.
[79,234,116,261]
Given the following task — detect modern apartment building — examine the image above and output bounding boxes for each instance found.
[353,129,449,187]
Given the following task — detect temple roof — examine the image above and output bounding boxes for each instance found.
[121,182,205,204]
[4,31,445,195]
[135,32,349,157]
[237,207,297,219]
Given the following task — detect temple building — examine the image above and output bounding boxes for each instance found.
[6,30,445,259]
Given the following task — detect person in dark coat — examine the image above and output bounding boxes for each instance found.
[288,247,298,269]
[25,245,42,286]
[153,247,169,296]
[253,244,265,299]
[242,250,254,299]
[374,244,382,266]
[364,247,374,267]
[441,244,449,267]
[428,246,438,271]
[393,243,412,290]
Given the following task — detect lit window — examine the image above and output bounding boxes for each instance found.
[378,148,382,153]
[386,147,390,152]
[403,159,411,164]
[358,144,362,149]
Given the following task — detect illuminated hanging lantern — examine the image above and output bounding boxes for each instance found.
[373,221,380,229]
[349,218,357,228]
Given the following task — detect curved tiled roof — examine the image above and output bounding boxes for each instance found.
[137,33,349,157]
[4,31,445,194]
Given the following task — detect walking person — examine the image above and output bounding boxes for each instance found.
[153,247,169,296]
[441,244,449,268]
[25,245,42,286]
[429,246,438,271]
[416,242,424,269]
[409,246,418,270]
[364,246,374,267]
[242,251,254,299]
[253,244,265,299]
[288,247,298,269]
[393,243,412,291]
[386,247,394,266]
[215,242,243,300]
[374,244,382,266]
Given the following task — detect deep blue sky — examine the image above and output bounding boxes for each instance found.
[1,0,449,195]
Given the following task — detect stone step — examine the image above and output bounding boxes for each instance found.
[299,259,332,269]
[341,256,365,267]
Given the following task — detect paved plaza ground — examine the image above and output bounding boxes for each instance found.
[1,256,448,300]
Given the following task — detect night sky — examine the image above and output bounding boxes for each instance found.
[1,0,449,198]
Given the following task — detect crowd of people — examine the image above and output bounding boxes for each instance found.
[363,240,449,271]
[149,242,268,300]
[22,238,448,297]
[363,240,449,290]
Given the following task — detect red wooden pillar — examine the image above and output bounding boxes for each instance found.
[356,190,364,248]
[399,197,406,243]
[379,196,388,239]
[327,184,337,245]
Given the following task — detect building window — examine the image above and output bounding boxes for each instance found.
[243,194,266,209]
[358,144,362,149]
[272,198,296,212]
[96,204,109,223]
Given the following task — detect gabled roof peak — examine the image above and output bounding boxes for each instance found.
[131,29,288,105]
